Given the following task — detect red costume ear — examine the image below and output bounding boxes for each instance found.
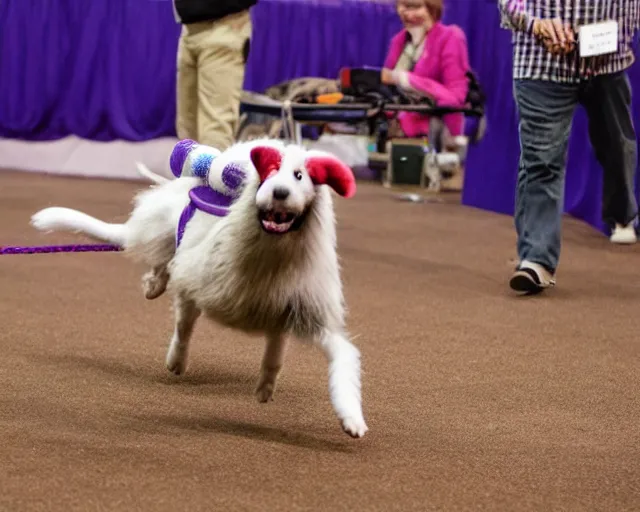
[250,146,283,183]
[305,155,357,198]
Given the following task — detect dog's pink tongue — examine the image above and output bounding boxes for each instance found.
[264,220,288,233]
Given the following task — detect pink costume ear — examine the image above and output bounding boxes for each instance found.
[305,155,357,198]
[250,146,283,183]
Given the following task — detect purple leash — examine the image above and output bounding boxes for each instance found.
[0,244,122,255]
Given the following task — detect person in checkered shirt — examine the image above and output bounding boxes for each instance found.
[499,0,640,295]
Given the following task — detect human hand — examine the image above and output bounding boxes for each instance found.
[532,18,575,55]
[381,68,397,85]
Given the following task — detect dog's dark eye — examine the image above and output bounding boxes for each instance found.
[294,170,303,181]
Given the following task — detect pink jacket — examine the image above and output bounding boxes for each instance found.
[384,22,470,137]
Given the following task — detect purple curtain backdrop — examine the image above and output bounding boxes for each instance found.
[0,0,638,233]
[0,0,181,141]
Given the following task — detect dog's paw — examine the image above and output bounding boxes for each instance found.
[341,417,368,439]
[166,358,186,376]
[254,380,276,403]
[142,270,168,300]
[165,348,187,376]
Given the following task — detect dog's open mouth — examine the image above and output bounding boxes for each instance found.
[258,210,299,234]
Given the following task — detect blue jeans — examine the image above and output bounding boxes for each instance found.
[513,72,638,273]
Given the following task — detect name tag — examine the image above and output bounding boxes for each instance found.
[579,20,619,57]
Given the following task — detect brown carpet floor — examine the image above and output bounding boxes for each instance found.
[1,170,640,512]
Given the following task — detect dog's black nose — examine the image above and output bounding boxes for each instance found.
[272,187,290,201]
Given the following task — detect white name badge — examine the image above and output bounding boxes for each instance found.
[579,20,619,57]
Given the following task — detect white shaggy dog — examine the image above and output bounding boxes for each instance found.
[31,139,368,438]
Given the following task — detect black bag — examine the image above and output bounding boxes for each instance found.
[465,70,486,113]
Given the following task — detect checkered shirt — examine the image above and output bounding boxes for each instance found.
[499,0,640,82]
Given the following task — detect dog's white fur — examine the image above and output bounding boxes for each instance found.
[31,139,368,438]
[135,161,170,185]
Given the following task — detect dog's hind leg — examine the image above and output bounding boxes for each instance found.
[255,332,287,403]
[316,330,368,439]
[142,264,170,300]
[165,294,200,375]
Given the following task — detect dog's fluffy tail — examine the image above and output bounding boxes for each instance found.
[135,162,170,185]
[31,207,127,246]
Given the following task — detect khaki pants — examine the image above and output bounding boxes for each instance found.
[176,10,252,151]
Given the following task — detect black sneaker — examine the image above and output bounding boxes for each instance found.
[509,261,556,295]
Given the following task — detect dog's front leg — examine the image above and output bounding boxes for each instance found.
[165,294,200,375]
[255,332,287,403]
[316,330,368,438]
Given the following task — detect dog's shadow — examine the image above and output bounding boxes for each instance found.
[30,352,354,453]
[129,411,355,453]
[35,351,256,394]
